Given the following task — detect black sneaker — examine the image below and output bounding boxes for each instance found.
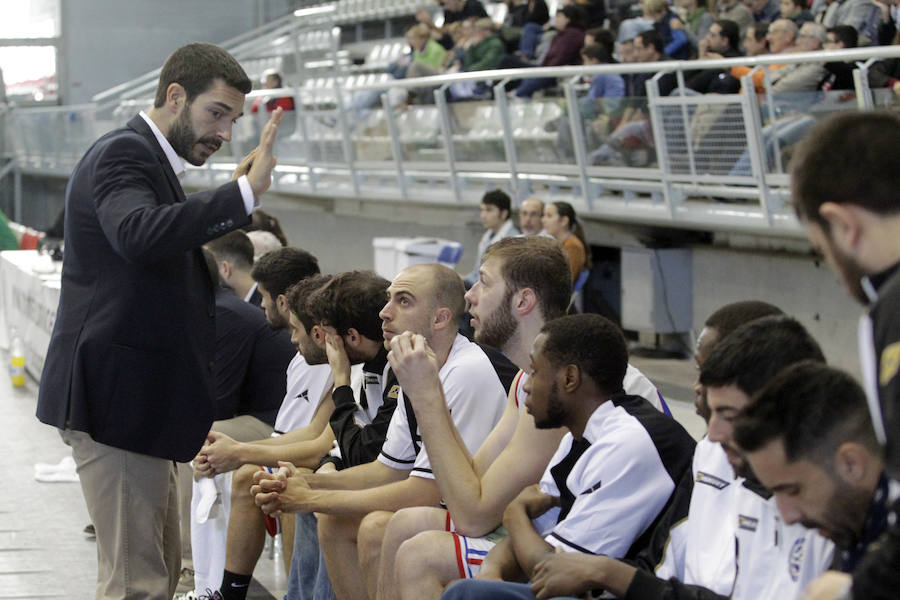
[83,524,95,537]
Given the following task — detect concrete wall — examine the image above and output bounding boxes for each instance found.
[60,0,256,105]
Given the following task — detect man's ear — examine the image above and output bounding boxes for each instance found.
[276,293,289,314]
[165,82,187,113]
[310,324,327,347]
[833,442,871,486]
[218,260,232,281]
[819,202,861,253]
[561,364,581,393]
[344,327,362,348]
[432,307,453,331]
[514,288,539,317]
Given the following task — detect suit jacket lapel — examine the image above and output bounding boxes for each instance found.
[126,115,187,204]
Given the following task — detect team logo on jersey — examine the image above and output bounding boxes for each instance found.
[696,471,729,490]
[581,480,603,494]
[387,384,401,399]
[737,515,758,532]
[788,537,806,581]
[879,342,900,386]
[295,389,310,402]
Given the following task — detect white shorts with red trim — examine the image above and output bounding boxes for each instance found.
[444,512,509,579]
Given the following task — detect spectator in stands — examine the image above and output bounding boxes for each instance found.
[676,0,715,54]
[734,362,888,580]
[589,30,665,166]
[585,26,616,55]
[642,0,692,60]
[579,42,626,116]
[542,201,591,282]
[719,0,756,35]
[420,0,490,49]
[797,20,830,49]
[465,189,520,287]
[820,0,881,44]
[405,24,449,78]
[873,0,898,45]
[205,231,261,306]
[867,31,900,94]
[747,0,782,22]
[518,197,545,235]
[820,23,860,90]
[447,18,507,100]
[685,19,744,94]
[512,5,588,98]
[781,0,815,24]
[731,19,825,93]
[517,0,551,59]
[250,69,295,114]
[743,20,771,53]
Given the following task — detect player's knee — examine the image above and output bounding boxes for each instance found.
[231,464,257,501]
[386,506,444,545]
[395,530,447,576]
[358,510,392,559]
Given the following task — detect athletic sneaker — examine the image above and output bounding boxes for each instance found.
[175,567,195,594]
[173,589,222,600]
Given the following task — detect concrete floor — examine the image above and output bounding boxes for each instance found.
[0,350,703,599]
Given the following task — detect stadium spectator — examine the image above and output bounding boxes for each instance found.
[718,0,755,36]
[418,0,490,49]
[517,197,545,236]
[645,0,692,60]
[747,0,782,22]
[542,201,591,282]
[743,21,771,54]
[512,5,588,98]
[820,0,881,44]
[821,23,860,90]
[405,23,449,78]
[685,19,744,93]
[516,0,551,59]
[781,0,815,24]
[250,69,295,115]
[447,19,507,100]
[465,190,520,287]
[675,0,715,53]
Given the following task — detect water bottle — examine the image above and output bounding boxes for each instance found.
[9,326,25,387]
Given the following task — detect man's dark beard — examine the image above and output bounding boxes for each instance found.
[825,232,869,304]
[475,289,518,350]
[167,104,220,166]
[800,479,869,548]
[534,380,567,430]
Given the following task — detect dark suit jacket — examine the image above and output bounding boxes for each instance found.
[37,114,250,462]
[214,288,294,426]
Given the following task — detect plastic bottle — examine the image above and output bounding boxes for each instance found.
[9,326,25,387]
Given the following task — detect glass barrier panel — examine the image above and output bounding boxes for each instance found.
[449,100,505,163]
[585,94,655,168]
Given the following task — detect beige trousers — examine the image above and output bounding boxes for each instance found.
[62,428,180,600]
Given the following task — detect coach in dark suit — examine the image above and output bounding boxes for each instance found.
[36,43,283,599]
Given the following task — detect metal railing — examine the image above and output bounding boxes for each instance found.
[8,45,900,237]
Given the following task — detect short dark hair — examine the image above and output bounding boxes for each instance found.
[205,230,254,269]
[483,237,572,321]
[827,25,858,48]
[581,42,614,64]
[306,270,390,341]
[153,43,252,108]
[716,19,741,51]
[704,300,784,339]
[202,248,220,287]
[481,189,512,217]
[540,314,628,397]
[748,21,769,44]
[734,361,879,469]
[791,112,900,227]
[585,28,616,57]
[560,5,588,29]
[636,29,665,55]
[250,247,320,298]
[285,274,333,333]
[699,315,825,396]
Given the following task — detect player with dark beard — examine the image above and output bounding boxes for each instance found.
[360,236,665,600]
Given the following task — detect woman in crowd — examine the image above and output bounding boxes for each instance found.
[542,201,591,281]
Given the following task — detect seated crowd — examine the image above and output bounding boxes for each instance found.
[355,0,900,167]
[175,173,893,600]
